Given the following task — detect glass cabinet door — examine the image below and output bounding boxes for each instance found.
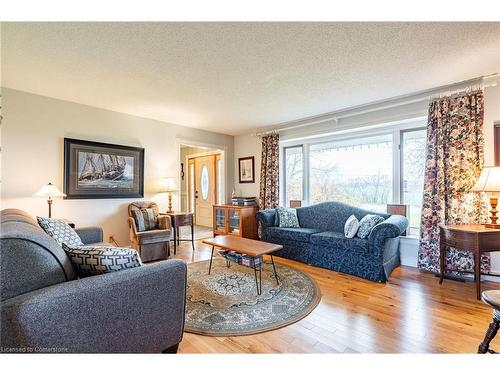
[215,208,226,232]
[228,209,240,235]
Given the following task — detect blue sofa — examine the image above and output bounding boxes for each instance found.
[256,201,408,282]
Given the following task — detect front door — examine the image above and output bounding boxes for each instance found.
[194,155,216,227]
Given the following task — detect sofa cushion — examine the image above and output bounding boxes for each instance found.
[275,206,300,228]
[357,214,385,239]
[264,227,321,243]
[37,216,84,248]
[344,215,360,238]
[132,208,157,232]
[62,244,142,278]
[310,231,369,252]
[296,201,390,233]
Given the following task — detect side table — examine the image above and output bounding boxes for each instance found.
[167,212,195,255]
[439,224,500,300]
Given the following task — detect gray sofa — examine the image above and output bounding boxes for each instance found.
[0,208,186,353]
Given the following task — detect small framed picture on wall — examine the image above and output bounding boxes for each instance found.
[495,122,500,166]
[238,156,255,183]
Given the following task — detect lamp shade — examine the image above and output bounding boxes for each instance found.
[161,177,177,192]
[470,167,500,193]
[33,182,66,198]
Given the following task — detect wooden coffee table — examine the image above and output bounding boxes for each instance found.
[202,235,283,295]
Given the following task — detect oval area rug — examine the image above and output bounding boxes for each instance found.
[184,258,321,336]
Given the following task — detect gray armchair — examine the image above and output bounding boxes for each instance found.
[128,201,172,262]
[0,209,186,353]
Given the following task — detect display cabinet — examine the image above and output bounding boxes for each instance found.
[212,204,259,239]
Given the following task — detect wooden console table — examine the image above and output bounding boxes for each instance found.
[439,224,500,299]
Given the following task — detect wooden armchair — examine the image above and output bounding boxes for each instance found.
[128,201,172,262]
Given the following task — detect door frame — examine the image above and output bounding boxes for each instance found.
[176,138,227,214]
[189,153,219,226]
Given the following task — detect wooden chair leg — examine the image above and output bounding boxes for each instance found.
[478,317,499,354]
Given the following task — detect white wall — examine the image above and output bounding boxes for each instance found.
[233,134,261,198]
[0,88,234,246]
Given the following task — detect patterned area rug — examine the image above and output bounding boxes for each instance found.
[185,258,321,336]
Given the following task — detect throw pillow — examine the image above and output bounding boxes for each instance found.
[62,244,142,278]
[344,215,360,238]
[356,214,385,239]
[132,208,157,232]
[37,216,84,248]
[276,206,300,228]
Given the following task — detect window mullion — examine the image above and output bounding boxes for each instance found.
[303,143,309,205]
[393,129,401,205]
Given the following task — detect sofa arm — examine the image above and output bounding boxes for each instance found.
[368,215,409,251]
[1,260,187,353]
[255,209,276,230]
[75,226,103,244]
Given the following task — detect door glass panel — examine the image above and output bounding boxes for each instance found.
[201,164,209,200]
[215,208,226,232]
[228,209,240,234]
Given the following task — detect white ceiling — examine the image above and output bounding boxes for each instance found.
[2,22,500,135]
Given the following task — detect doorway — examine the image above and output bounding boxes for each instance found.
[179,143,224,239]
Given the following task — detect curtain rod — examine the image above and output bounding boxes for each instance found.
[255,73,499,137]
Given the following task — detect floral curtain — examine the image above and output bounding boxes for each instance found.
[259,133,280,209]
[418,90,490,274]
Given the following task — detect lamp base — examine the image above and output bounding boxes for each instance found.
[488,197,499,228]
[167,191,173,215]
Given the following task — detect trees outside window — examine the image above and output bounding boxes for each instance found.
[284,146,303,204]
[309,135,392,212]
[402,129,427,236]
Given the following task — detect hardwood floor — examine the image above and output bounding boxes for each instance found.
[171,240,499,354]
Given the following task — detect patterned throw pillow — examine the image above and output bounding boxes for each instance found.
[62,244,142,278]
[344,215,360,238]
[37,216,84,248]
[356,214,385,239]
[132,208,157,232]
[276,206,300,228]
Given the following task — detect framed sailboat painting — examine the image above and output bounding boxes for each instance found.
[64,138,144,199]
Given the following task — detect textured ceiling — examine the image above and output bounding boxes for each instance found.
[2,22,500,135]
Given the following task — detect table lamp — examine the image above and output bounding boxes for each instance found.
[161,177,176,214]
[471,166,500,228]
[33,182,66,218]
